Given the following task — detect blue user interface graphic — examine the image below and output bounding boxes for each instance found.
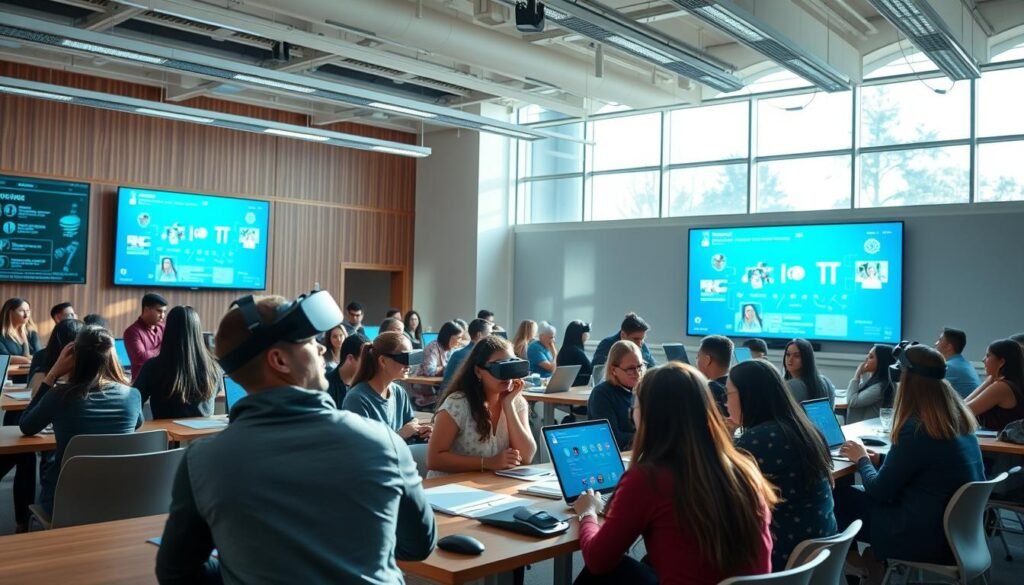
[545,422,625,499]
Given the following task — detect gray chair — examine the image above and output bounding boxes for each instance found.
[719,549,830,585]
[882,470,1011,585]
[37,449,185,529]
[785,520,862,585]
[61,429,169,469]
[408,443,429,480]
[985,466,1023,561]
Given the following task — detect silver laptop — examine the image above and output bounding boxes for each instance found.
[527,365,582,394]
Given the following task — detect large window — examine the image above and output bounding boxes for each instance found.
[514,60,1024,224]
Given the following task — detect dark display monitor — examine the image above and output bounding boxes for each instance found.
[0,174,90,284]
[113,187,270,290]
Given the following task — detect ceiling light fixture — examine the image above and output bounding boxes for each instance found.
[263,128,331,141]
[135,108,215,123]
[865,0,980,80]
[367,102,437,119]
[60,39,167,64]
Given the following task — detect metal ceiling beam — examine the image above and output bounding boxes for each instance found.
[79,5,145,32]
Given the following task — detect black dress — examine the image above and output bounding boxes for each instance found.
[556,345,593,387]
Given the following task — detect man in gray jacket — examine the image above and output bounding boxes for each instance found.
[156,291,436,584]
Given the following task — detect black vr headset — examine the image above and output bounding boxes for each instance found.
[888,340,947,384]
[486,358,530,380]
[385,350,423,367]
[218,290,345,374]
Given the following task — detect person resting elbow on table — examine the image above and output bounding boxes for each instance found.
[964,339,1024,432]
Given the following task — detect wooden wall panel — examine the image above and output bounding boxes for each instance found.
[0,62,416,340]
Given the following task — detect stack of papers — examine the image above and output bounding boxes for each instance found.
[516,481,563,500]
[173,419,228,430]
[425,484,530,518]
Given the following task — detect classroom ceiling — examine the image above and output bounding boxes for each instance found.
[0,0,1021,135]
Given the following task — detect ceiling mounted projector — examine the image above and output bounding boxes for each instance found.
[516,0,546,33]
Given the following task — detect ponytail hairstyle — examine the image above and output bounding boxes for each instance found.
[60,325,128,401]
[351,331,412,385]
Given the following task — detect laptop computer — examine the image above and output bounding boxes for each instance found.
[734,347,753,364]
[421,332,439,347]
[801,398,847,459]
[526,365,582,394]
[543,419,627,506]
[663,343,690,364]
[493,330,508,339]
[361,325,380,339]
[223,375,247,412]
[114,339,131,370]
[0,354,10,384]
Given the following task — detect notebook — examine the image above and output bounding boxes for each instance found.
[663,344,690,364]
[424,484,529,518]
[801,398,847,459]
[525,365,581,394]
[542,419,626,504]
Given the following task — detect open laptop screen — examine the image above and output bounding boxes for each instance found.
[114,339,131,369]
[543,420,626,503]
[801,398,845,449]
[224,375,247,411]
[0,355,10,382]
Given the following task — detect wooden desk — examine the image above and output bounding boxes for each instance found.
[0,417,228,456]
[6,363,29,377]
[1,392,30,412]
[403,375,443,386]
[524,386,591,427]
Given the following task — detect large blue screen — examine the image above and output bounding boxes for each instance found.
[113,187,270,290]
[688,222,903,343]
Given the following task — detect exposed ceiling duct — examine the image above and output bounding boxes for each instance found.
[865,0,982,79]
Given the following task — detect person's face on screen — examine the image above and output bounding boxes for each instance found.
[612,352,644,389]
[143,305,167,327]
[479,347,516,395]
[53,305,76,324]
[347,309,363,326]
[863,349,877,373]
[161,258,173,273]
[784,345,802,377]
[725,378,742,427]
[743,305,756,322]
[621,330,646,348]
[867,264,878,277]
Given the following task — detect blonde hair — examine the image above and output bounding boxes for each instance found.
[1,298,37,356]
[512,320,537,359]
[606,340,642,383]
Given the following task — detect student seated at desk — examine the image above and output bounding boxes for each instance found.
[325,333,368,406]
[156,291,435,585]
[511,319,537,360]
[133,306,221,419]
[342,332,432,443]
[442,318,493,390]
[591,312,656,369]
[836,345,983,580]
[0,297,41,367]
[965,339,1024,431]
[410,320,463,408]
[26,319,84,383]
[588,340,643,451]
[527,321,558,378]
[427,336,536,477]
[403,310,424,350]
[844,344,896,424]
[727,360,837,570]
[20,326,144,518]
[557,320,593,387]
[784,339,836,409]
[573,362,774,585]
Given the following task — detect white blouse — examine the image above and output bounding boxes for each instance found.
[427,391,529,478]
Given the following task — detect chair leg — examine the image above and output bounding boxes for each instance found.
[996,513,1012,561]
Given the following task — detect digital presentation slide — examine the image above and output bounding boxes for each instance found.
[688,222,903,343]
[0,174,90,284]
[113,187,270,290]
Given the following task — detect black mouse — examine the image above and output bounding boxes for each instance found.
[860,436,887,447]
[437,534,485,555]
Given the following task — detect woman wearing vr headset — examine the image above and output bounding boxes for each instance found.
[342,332,431,443]
[836,344,983,578]
[557,320,593,387]
[574,362,774,584]
[427,336,536,476]
[965,338,1024,432]
[20,325,144,521]
[843,344,896,424]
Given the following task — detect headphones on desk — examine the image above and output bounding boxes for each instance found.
[888,340,947,384]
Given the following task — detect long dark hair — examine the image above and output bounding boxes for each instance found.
[148,306,218,405]
[403,311,423,341]
[784,338,828,400]
[989,339,1024,399]
[322,324,344,364]
[729,360,833,489]
[60,326,128,400]
[437,321,465,350]
[41,318,85,374]
[352,331,410,385]
[859,344,896,407]
[436,336,512,441]
[631,362,777,572]
[560,320,589,350]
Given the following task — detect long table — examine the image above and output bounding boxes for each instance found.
[843,417,1024,457]
[0,417,229,455]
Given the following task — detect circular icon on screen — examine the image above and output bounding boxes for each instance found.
[0,239,8,251]
[245,211,256,225]
[864,238,881,255]
[137,213,150,227]
[694,317,702,324]
[2,222,15,235]
[119,268,128,276]
[2,204,16,217]
[194,227,208,240]
[0,256,7,268]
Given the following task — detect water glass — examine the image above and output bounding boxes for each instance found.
[879,407,894,433]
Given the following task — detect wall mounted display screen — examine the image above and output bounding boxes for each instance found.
[0,174,90,284]
[688,222,903,343]
[113,187,270,290]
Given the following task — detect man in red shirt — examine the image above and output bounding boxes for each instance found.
[123,293,168,382]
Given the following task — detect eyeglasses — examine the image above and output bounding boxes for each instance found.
[616,364,645,375]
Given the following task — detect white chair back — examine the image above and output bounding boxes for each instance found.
[786,520,862,585]
[61,430,169,469]
[718,549,829,585]
[945,470,1008,583]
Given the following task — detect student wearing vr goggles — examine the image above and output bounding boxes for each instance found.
[835,342,983,580]
[427,336,537,476]
[342,332,432,442]
[156,291,436,585]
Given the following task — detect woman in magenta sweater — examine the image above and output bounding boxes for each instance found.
[573,362,776,585]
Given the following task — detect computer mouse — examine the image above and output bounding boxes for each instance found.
[860,436,888,447]
[437,534,485,555]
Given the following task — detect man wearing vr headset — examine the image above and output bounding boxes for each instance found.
[156,291,436,585]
